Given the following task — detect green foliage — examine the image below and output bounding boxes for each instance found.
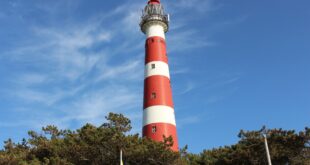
[181,127,310,165]
[0,113,179,165]
[1,113,310,165]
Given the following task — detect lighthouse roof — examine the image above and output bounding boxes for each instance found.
[148,0,160,5]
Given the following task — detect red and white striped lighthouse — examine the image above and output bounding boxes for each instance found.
[140,0,178,151]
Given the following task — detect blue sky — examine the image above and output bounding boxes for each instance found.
[0,0,309,153]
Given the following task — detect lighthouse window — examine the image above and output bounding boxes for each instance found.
[151,64,155,69]
[151,92,156,99]
[152,126,157,133]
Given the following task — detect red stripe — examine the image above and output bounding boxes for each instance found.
[143,123,178,151]
[145,36,168,64]
[143,75,173,109]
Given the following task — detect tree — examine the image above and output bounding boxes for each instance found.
[183,127,310,165]
[1,113,310,165]
[0,113,180,165]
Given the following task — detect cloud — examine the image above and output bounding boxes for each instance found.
[177,81,196,95]
[0,0,219,132]
[177,116,200,128]
[95,59,143,82]
[170,68,189,75]
[63,85,140,125]
[206,73,242,90]
[0,120,38,128]
[0,1,146,131]
[167,30,215,53]
[16,73,48,85]
[120,4,144,34]
[206,86,239,104]
[0,12,5,19]
[169,0,216,13]
[163,0,217,54]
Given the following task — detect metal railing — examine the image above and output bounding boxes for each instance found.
[140,4,169,32]
[140,14,169,25]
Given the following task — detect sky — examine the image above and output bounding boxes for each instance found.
[0,0,309,153]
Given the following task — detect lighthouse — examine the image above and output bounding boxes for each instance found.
[140,0,178,151]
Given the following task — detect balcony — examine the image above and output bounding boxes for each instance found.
[140,4,169,33]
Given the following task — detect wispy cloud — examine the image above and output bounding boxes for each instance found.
[206,86,239,104]
[0,1,146,131]
[190,72,242,105]
[0,0,221,131]
[95,59,143,82]
[206,73,242,90]
[177,116,201,128]
[170,68,190,75]
[0,12,5,19]
[15,73,48,85]
[177,81,196,95]
[167,30,215,53]
[169,0,218,14]
[63,85,140,125]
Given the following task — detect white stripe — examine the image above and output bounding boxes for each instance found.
[145,61,170,79]
[143,106,176,126]
[146,24,166,39]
